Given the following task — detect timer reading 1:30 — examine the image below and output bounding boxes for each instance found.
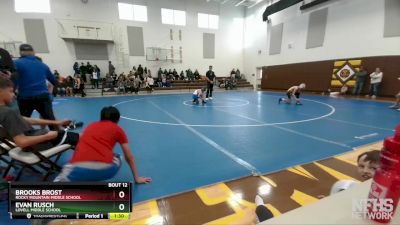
[109,213,130,220]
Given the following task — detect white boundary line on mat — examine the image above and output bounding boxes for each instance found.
[115,97,336,128]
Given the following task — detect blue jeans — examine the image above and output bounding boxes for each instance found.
[54,155,122,182]
[369,83,380,96]
[352,81,364,95]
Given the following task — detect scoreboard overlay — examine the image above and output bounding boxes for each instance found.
[8,182,132,220]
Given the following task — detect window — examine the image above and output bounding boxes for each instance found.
[198,13,209,28]
[118,3,148,22]
[198,13,219,29]
[118,3,134,20]
[133,5,147,22]
[14,0,51,13]
[161,8,174,25]
[209,15,219,29]
[161,8,186,26]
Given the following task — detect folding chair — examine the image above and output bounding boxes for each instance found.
[0,138,16,173]
[3,142,72,181]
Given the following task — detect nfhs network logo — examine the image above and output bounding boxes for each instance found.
[352,198,394,221]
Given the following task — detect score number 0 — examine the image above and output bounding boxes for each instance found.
[118,191,125,211]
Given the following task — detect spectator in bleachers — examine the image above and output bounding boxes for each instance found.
[128,70,134,78]
[117,76,126,94]
[187,69,194,81]
[180,71,185,80]
[194,69,200,80]
[144,67,148,75]
[137,64,144,78]
[96,65,101,80]
[132,66,137,76]
[92,65,100,89]
[55,75,66,97]
[112,73,118,86]
[148,69,152,78]
[86,62,93,83]
[145,76,154,93]
[161,74,167,87]
[14,44,58,130]
[125,76,134,93]
[73,74,86,97]
[53,71,61,97]
[231,69,236,78]
[87,62,93,73]
[167,69,173,80]
[236,68,241,79]
[105,74,114,89]
[73,62,79,75]
[173,69,179,80]
[118,72,125,81]
[54,70,60,77]
[163,69,168,76]
[108,61,115,76]
[133,75,142,94]
[157,72,163,87]
[65,76,74,96]
[143,69,148,81]
[158,68,162,80]
[79,62,87,82]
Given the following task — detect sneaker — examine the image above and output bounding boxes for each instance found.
[209,97,213,100]
[371,95,377,99]
[296,102,303,105]
[397,108,400,112]
[278,98,282,104]
[255,195,264,206]
[206,98,209,100]
[389,105,400,109]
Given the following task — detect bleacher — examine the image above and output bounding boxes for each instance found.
[216,77,253,89]
[90,77,253,97]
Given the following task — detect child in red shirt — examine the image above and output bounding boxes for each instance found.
[55,106,151,184]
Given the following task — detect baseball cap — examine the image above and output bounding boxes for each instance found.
[19,44,34,52]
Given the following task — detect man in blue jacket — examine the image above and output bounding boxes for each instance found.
[14,44,58,130]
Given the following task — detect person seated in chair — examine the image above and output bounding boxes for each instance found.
[161,74,167,88]
[235,68,241,79]
[230,69,236,78]
[116,76,126,94]
[133,75,142,94]
[173,69,179,80]
[194,69,200,80]
[0,76,79,151]
[145,76,154,93]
